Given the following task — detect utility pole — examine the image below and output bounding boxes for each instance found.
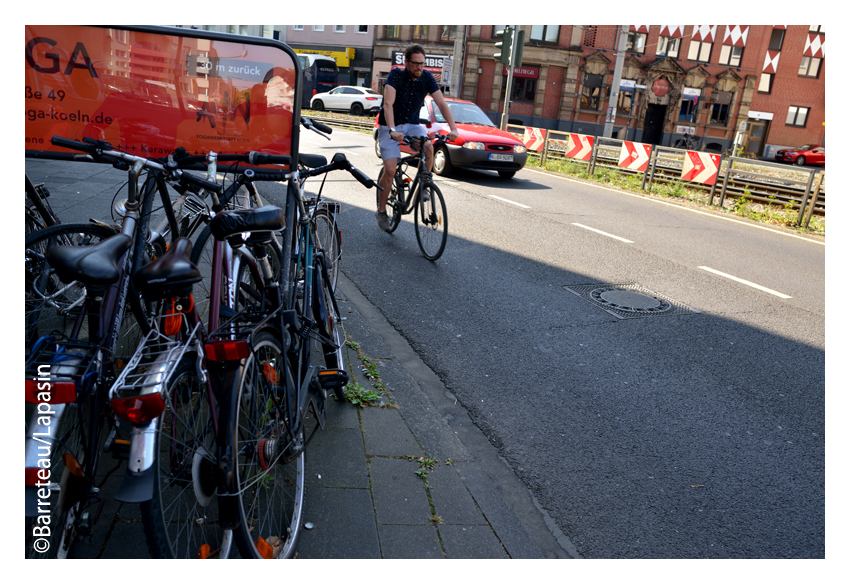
[451,26,466,97]
[500,25,520,131]
[603,25,629,138]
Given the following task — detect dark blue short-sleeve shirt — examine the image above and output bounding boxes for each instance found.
[378,67,440,126]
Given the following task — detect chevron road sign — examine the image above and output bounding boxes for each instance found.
[618,141,653,172]
[681,151,722,185]
[565,133,594,160]
[522,127,547,151]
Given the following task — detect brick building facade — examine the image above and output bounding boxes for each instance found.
[461,25,825,157]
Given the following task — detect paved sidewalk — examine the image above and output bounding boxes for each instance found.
[26,158,576,559]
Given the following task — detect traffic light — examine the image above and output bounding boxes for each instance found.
[514,29,525,67]
[494,26,513,65]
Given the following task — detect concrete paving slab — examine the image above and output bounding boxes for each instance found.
[426,464,488,526]
[369,457,432,526]
[360,406,422,457]
[439,524,509,559]
[378,524,444,558]
[304,427,369,489]
[297,487,380,559]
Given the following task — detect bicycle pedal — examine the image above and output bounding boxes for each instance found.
[317,369,349,390]
[104,429,131,459]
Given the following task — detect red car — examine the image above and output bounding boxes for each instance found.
[774,144,825,166]
[374,96,528,179]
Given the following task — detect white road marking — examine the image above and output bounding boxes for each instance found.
[523,167,824,246]
[698,266,793,299]
[572,223,633,243]
[488,195,530,209]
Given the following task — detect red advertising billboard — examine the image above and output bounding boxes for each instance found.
[25,25,299,157]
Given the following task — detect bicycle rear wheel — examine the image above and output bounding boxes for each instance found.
[414,181,447,261]
[229,332,304,559]
[312,256,347,400]
[141,357,227,559]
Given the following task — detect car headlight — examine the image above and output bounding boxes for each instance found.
[463,142,486,150]
[513,145,527,154]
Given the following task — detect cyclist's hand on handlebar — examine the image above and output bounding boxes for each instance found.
[390,130,403,142]
[446,130,458,143]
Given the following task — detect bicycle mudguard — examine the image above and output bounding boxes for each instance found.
[115,464,156,503]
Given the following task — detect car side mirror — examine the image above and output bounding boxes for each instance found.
[420,118,432,128]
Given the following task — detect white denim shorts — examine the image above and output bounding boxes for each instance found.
[376,123,428,161]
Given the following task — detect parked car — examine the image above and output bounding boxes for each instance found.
[310,86,382,116]
[774,144,825,166]
[373,96,528,179]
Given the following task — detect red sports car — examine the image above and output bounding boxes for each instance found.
[774,144,825,166]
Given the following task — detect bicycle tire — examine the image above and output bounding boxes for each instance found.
[140,357,227,559]
[312,255,347,400]
[376,167,403,233]
[227,332,305,559]
[25,396,88,558]
[414,181,447,261]
[312,208,340,292]
[25,223,114,353]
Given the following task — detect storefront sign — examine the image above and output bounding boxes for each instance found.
[502,66,540,79]
[392,51,446,73]
[682,87,700,99]
[293,47,354,67]
[620,79,636,91]
[651,78,670,96]
[747,110,774,121]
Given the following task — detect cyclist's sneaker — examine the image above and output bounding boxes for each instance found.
[375,210,391,232]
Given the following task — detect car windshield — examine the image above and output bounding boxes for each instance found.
[434,102,496,127]
[798,145,815,150]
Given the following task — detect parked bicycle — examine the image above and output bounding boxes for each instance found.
[26,173,61,236]
[376,134,449,261]
[674,131,701,151]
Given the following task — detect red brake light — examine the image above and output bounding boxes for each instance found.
[25,468,40,486]
[25,379,76,404]
[312,89,317,96]
[366,97,379,101]
[205,340,250,361]
[111,394,165,426]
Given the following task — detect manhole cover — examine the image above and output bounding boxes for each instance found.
[564,283,700,320]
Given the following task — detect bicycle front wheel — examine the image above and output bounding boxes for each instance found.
[229,332,305,559]
[313,208,340,292]
[141,357,227,559]
[414,182,447,261]
[312,256,347,400]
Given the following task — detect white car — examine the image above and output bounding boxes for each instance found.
[310,86,382,116]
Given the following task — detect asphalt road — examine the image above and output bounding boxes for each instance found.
[297,127,826,559]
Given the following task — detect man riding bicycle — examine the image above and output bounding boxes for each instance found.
[375,44,458,232]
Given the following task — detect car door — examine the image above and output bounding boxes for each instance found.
[342,87,360,109]
[811,147,825,165]
[325,87,344,109]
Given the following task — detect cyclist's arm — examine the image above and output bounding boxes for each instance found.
[383,85,402,142]
[430,90,459,142]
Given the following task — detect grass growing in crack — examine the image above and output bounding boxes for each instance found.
[343,381,381,407]
[410,454,439,485]
[429,514,444,525]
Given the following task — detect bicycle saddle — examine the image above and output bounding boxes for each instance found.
[133,237,201,300]
[210,205,286,241]
[46,233,132,287]
[299,153,327,168]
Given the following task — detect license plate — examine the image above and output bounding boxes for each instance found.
[489,153,514,162]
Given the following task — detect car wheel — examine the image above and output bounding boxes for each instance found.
[498,171,516,179]
[795,155,806,166]
[351,102,364,116]
[433,146,453,176]
[313,100,325,111]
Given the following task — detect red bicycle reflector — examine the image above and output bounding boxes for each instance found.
[111,394,165,426]
[204,341,250,361]
[25,380,76,404]
[25,468,40,486]
[197,544,210,559]
[256,537,274,559]
[62,453,84,477]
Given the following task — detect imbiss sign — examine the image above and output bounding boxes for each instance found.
[391,51,447,74]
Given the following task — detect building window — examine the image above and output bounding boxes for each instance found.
[229,25,238,34]
[809,25,824,33]
[679,99,697,120]
[262,25,273,38]
[718,45,744,67]
[687,40,712,62]
[501,76,537,102]
[530,25,559,43]
[768,28,785,51]
[582,26,597,47]
[626,32,647,54]
[334,26,345,33]
[312,25,324,31]
[385,26,400,39]
[786,106,809,127]
[580,74,603,110]
[413,25,429,40]
[656,36,680,58]
[441,25,457,41]
[357,25,368,34]
[239,25,249,35]
[492,25,507,39]
[617,88,634,113]
[710,103,729,125]
[292,25,304,31]
[799,56,822,78]
[758,72,774,93]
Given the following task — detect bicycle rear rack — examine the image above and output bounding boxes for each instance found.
[108,313,202,400]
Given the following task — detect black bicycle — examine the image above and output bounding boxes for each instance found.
[376,135,448,261]
[26,173,61,237]
[674,131,701,151]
